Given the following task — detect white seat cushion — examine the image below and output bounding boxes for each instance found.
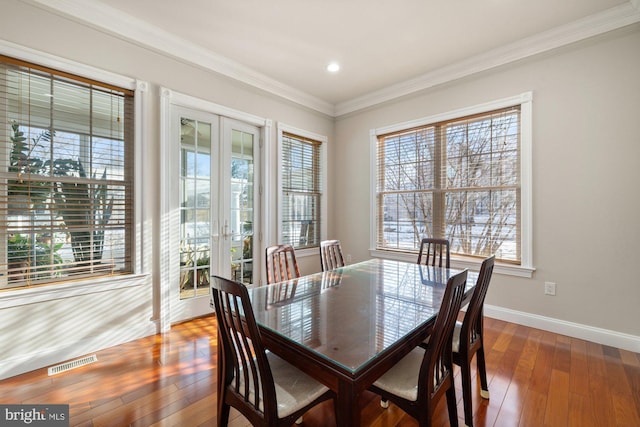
[233,351,330,418]
[372,347,425,401]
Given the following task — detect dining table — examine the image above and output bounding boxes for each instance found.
[246,258,477,426]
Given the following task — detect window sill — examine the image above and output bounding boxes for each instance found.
[0,273,150,309]
[369,249,535,278]
[295,247,320,258]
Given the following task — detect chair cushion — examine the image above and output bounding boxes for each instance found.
[233,351,330,418]
[452,320,463,353]
[372,347,425,401]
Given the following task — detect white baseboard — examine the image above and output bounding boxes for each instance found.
[0,321,157,380]
[484,304,640,353]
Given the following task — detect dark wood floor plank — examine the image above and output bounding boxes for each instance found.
[568,393,598,427]
[604,350,640,427]
[620,348,640,367]
[518,389,547,427]
[93,383,182,426]
[587,362,616,427]
[71,397,125,426]
[528,331,555,396]
[552,335,572,373]
[569,337,589,396]
[491,321,518,353]
[544,368,570,426]
[131,396,193,427]
[611,392,640,427]
[586,340,608,377]
[494,333,536,426]
[623,362,640,422]
[477,352,512,427]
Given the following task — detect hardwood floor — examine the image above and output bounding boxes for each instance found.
[1,315,639,427]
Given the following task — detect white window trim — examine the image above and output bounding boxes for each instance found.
[369,92,534,278]
[276,123,327,258]
[0,40,148,299]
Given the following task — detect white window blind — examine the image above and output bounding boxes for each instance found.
[376,106,521,264]
[0,55,134,289]
[281,132,321,249]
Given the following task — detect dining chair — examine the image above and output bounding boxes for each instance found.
[417,238,451,268]
[265,244,300,284]
[452,255,495,427]
[369,269,468,427]
[417,237,452,348]
[211,275,336,427]
[319,239,345,271]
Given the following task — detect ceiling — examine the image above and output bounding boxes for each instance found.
[26,0,640,115]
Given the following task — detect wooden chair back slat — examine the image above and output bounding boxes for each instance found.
[265,244,301,284]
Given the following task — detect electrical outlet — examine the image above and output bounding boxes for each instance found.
[346,254,352,264]
[544,281,556,296]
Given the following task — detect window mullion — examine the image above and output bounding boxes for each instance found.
[433,124,445,239]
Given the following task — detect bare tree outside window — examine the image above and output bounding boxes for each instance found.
[377,107,521,263]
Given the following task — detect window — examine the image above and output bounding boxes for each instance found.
[278,125,326,250]
[0,55,134,289]
[373,94,532,267]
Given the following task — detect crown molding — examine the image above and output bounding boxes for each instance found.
[334,1,640,116]
[0,38,137,90]
[23,0,640,118]
[23,0,336,117]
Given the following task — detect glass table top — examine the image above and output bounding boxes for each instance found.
[247,259,476,375]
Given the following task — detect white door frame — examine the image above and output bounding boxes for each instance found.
[159,88,271,331]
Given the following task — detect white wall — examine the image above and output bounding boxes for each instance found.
[333,24,640,349]
[0,0,333,379]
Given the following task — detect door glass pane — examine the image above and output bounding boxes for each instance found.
[230,129,254,285]
[179,117,211,299]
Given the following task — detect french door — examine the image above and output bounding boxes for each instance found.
[169,106,260,323]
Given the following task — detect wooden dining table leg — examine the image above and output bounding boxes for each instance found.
[335,380,360,427]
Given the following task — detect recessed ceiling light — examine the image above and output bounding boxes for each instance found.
[327,62,340,73]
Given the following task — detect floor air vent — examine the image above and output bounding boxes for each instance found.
[48,355,98,376]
